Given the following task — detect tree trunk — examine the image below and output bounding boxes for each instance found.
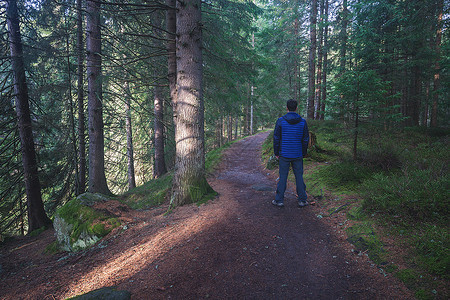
[228,115,233,142]
[353,81,360,161]
[412,65,421,126]
[339,0,349,76]
[66,14,80,196]
[125,83,136,189]
[77,0,86,194]
[154,80,167,178]
[171,0,212,206]
[244,94,250,135]
[320,0,329,120]
[307,0,317,119]
[216,118,222,148]
[86,0,110,194]
[423,80,430,127]
[431,0,443,127]
[293,16,299,102]
[315,0,325,120]
[167,0,177,126]
[6,0,51,232]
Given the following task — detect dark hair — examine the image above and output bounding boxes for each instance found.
[286,99,297,111]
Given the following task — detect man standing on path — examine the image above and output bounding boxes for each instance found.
[272,99,309,207]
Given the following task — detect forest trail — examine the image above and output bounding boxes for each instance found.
[0,132,412,299]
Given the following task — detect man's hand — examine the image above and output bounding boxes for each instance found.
[276,156,279,159]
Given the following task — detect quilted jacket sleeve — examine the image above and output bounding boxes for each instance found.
[302,120,310,157]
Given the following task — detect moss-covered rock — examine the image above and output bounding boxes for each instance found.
[54,193,120,252]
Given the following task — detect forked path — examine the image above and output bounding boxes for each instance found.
[0,132,411,299]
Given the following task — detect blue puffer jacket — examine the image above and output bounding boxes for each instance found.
[273,112,309,158]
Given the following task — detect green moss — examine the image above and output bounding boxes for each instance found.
[120,173,173,210]
[29,226,47,237]
[415,288,435,300]
[346,223,387,265]
[55,196,120,251]
[384,264,398,273]
[45,241,63,254]
[347,205,365,221]
[413,225,449,278]
[395,269,419,288]
[190,177,217,206]
[56,198,105,242]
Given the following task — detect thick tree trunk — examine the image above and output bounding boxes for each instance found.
[171,0,212,206]
[86,0,110,194]
[125,83,136,190]
[320,0,329,120]
[431,0,443,127]
[77,0,86,194]
[6,0,51,232]
[307,0,317,119]
[154,81,167,178]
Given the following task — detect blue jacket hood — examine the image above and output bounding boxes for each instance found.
[283,112,302,125]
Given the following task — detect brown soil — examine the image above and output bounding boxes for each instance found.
[0,132,413,300]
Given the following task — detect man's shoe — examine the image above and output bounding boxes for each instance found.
[272,200,284,207]
[299,200,309,207]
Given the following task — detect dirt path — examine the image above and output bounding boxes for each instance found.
[0,132,412,299]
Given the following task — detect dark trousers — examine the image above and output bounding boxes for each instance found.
[275,156,307,203]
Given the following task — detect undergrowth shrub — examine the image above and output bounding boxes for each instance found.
[358,144,402,171]
[316,160,375,191]
[362,170,449,222]
[361,136,449,224]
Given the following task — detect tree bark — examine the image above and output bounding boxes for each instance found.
[339,0,349,77]
[171,0,212,206]
[154,80,167,178]
[228,115,233,142]
[167,0,177,127]
[86,0,110,194]
[293,15,299,102]
[412,65,421,126]
[320,0,329,120]
[6,0,51,232]
[77,0,86,194]
[307,0,317,119]
[315,0,325,120]
[431,0,443,127]
[125,83,136,190]
[353,79,360,161]
[66,13,80,196]
[244,100,250,136]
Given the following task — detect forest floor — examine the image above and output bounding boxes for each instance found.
[0,131,414,299]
